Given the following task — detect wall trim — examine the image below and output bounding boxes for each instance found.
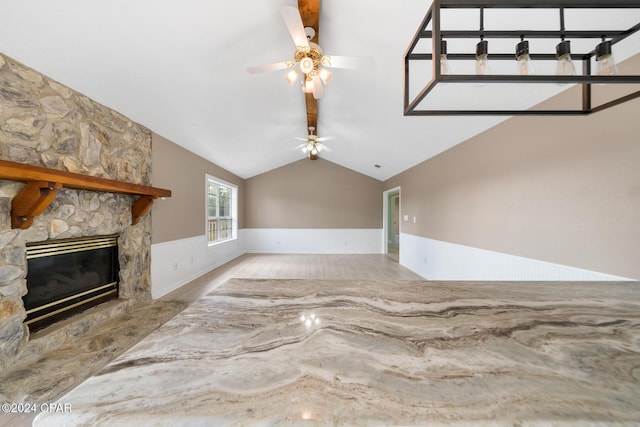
[151,229,635,299]
[400,232,634,281]
[242,228,383,254]
[151,229,383,298]
[151,233,244,298]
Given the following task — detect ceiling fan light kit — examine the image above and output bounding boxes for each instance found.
[248,6,361,102]
[248,4,360,161]
[404,0,640,115]
[294,126,333,160]
[303,77,316,94]
[285,68,300,85]
[319,67,332,84]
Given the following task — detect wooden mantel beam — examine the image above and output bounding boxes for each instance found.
[11,181,62,229]
[0,159,171,229]
[0,160,170,197]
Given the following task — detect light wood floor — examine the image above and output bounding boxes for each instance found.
[162,254,422,303]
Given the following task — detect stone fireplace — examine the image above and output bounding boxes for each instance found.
[0,52,155,371]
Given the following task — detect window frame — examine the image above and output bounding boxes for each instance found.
[206,174,237,246]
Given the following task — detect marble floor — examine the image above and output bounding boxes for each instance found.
[33,277,640,426]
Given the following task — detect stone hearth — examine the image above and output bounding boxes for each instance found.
[0,52,153,371]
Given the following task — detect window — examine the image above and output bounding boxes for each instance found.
[206,176,237,244]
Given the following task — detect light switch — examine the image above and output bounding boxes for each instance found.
[413,217,416,223]
[403,215,409,221]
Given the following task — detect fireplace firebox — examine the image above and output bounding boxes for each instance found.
[23,235,120,332]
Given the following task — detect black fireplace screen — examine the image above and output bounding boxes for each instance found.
[23,235,119,331]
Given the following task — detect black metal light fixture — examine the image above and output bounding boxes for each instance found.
[475,40,490,75]
[440,39,451,74]
[556,40,576,76]
[555,7,577,77]
[404,0,640,116]
[595,38,618,75]
[515,37,535,76]
[475,8,490,76]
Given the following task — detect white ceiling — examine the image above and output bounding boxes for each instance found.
[1,1,639,181]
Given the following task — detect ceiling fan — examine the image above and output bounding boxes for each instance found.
[293,126,333,160]
[247,5,365,99]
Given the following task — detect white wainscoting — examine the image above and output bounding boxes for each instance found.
[242,228,383,254]
[150,233,244,298]
[400,232,633,281]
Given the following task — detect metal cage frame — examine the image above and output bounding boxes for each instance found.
[404,0,640,115]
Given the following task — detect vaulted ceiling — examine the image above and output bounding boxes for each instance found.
[1,1,639,180]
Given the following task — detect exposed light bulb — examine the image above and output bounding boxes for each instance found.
[556,57,576,77]
[285,68,299,85]
[555,40,576,76]
[475,40,490,76]
[515,39,535,76]
[597,55,617,76]
[319,67,332,84]
[439,40,450,75]
[440,55,450,75]
[596,40,618,76]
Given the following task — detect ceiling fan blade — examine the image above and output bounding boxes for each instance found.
[293,137,309,141]
[247,62,289,74]
[318,143,332,152]
[281,6,309,48]
[312,76,324,99]
[323,55,374,69]
[315,136,334,142]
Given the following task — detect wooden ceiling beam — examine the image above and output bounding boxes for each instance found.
[305,93,317,130]
[298,0,320,138]
[298,0,320,44]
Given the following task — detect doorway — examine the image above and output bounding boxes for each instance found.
[383,188,400,262]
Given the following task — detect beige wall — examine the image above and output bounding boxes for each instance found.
[245,158,382,229]
[385,72,640,279]
[151,133,245,244]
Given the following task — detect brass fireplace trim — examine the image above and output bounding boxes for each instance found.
[27,235,118,259]
[24,282,118,326]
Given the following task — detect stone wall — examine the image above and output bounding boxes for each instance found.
[0,52,153,370]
